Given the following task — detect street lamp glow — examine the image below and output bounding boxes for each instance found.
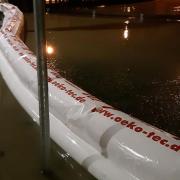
[46,45,54,55]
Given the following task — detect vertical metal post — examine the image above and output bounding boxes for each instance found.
[33,0,50,173]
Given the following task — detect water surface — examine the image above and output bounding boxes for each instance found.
[26,12,180,137]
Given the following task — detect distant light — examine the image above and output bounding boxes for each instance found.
[123,26,129,39]
[124,20,129,25]
[45,0,49,4]
[98,5,106,8]
[173,6,180,12]
[127,7,131,13]
[166,19,180,22]
[46,45,54,55]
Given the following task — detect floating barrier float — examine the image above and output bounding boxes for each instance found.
[0,3,179,180]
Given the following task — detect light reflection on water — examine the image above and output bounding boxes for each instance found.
[24,3,180,178]
[35,15,180,137]
[25,12,180,137]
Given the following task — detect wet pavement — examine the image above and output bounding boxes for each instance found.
[0,75,51,180]
[0,74,96,180]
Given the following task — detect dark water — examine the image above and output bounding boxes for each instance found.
[25,11,180,137]
[1,1,179,180]
[49,19,180,137]
[24,2,180,178]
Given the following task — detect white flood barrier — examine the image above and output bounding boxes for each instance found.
[0,3,179,180]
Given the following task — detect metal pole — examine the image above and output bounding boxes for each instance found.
[33,0,51,174]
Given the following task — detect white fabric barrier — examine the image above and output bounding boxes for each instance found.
[0,3,179,180]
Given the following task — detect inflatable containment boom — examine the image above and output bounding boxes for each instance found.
[0,3,179,180]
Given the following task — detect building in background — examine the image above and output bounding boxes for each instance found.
[7,0,151,12]
[6,0,180,15]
